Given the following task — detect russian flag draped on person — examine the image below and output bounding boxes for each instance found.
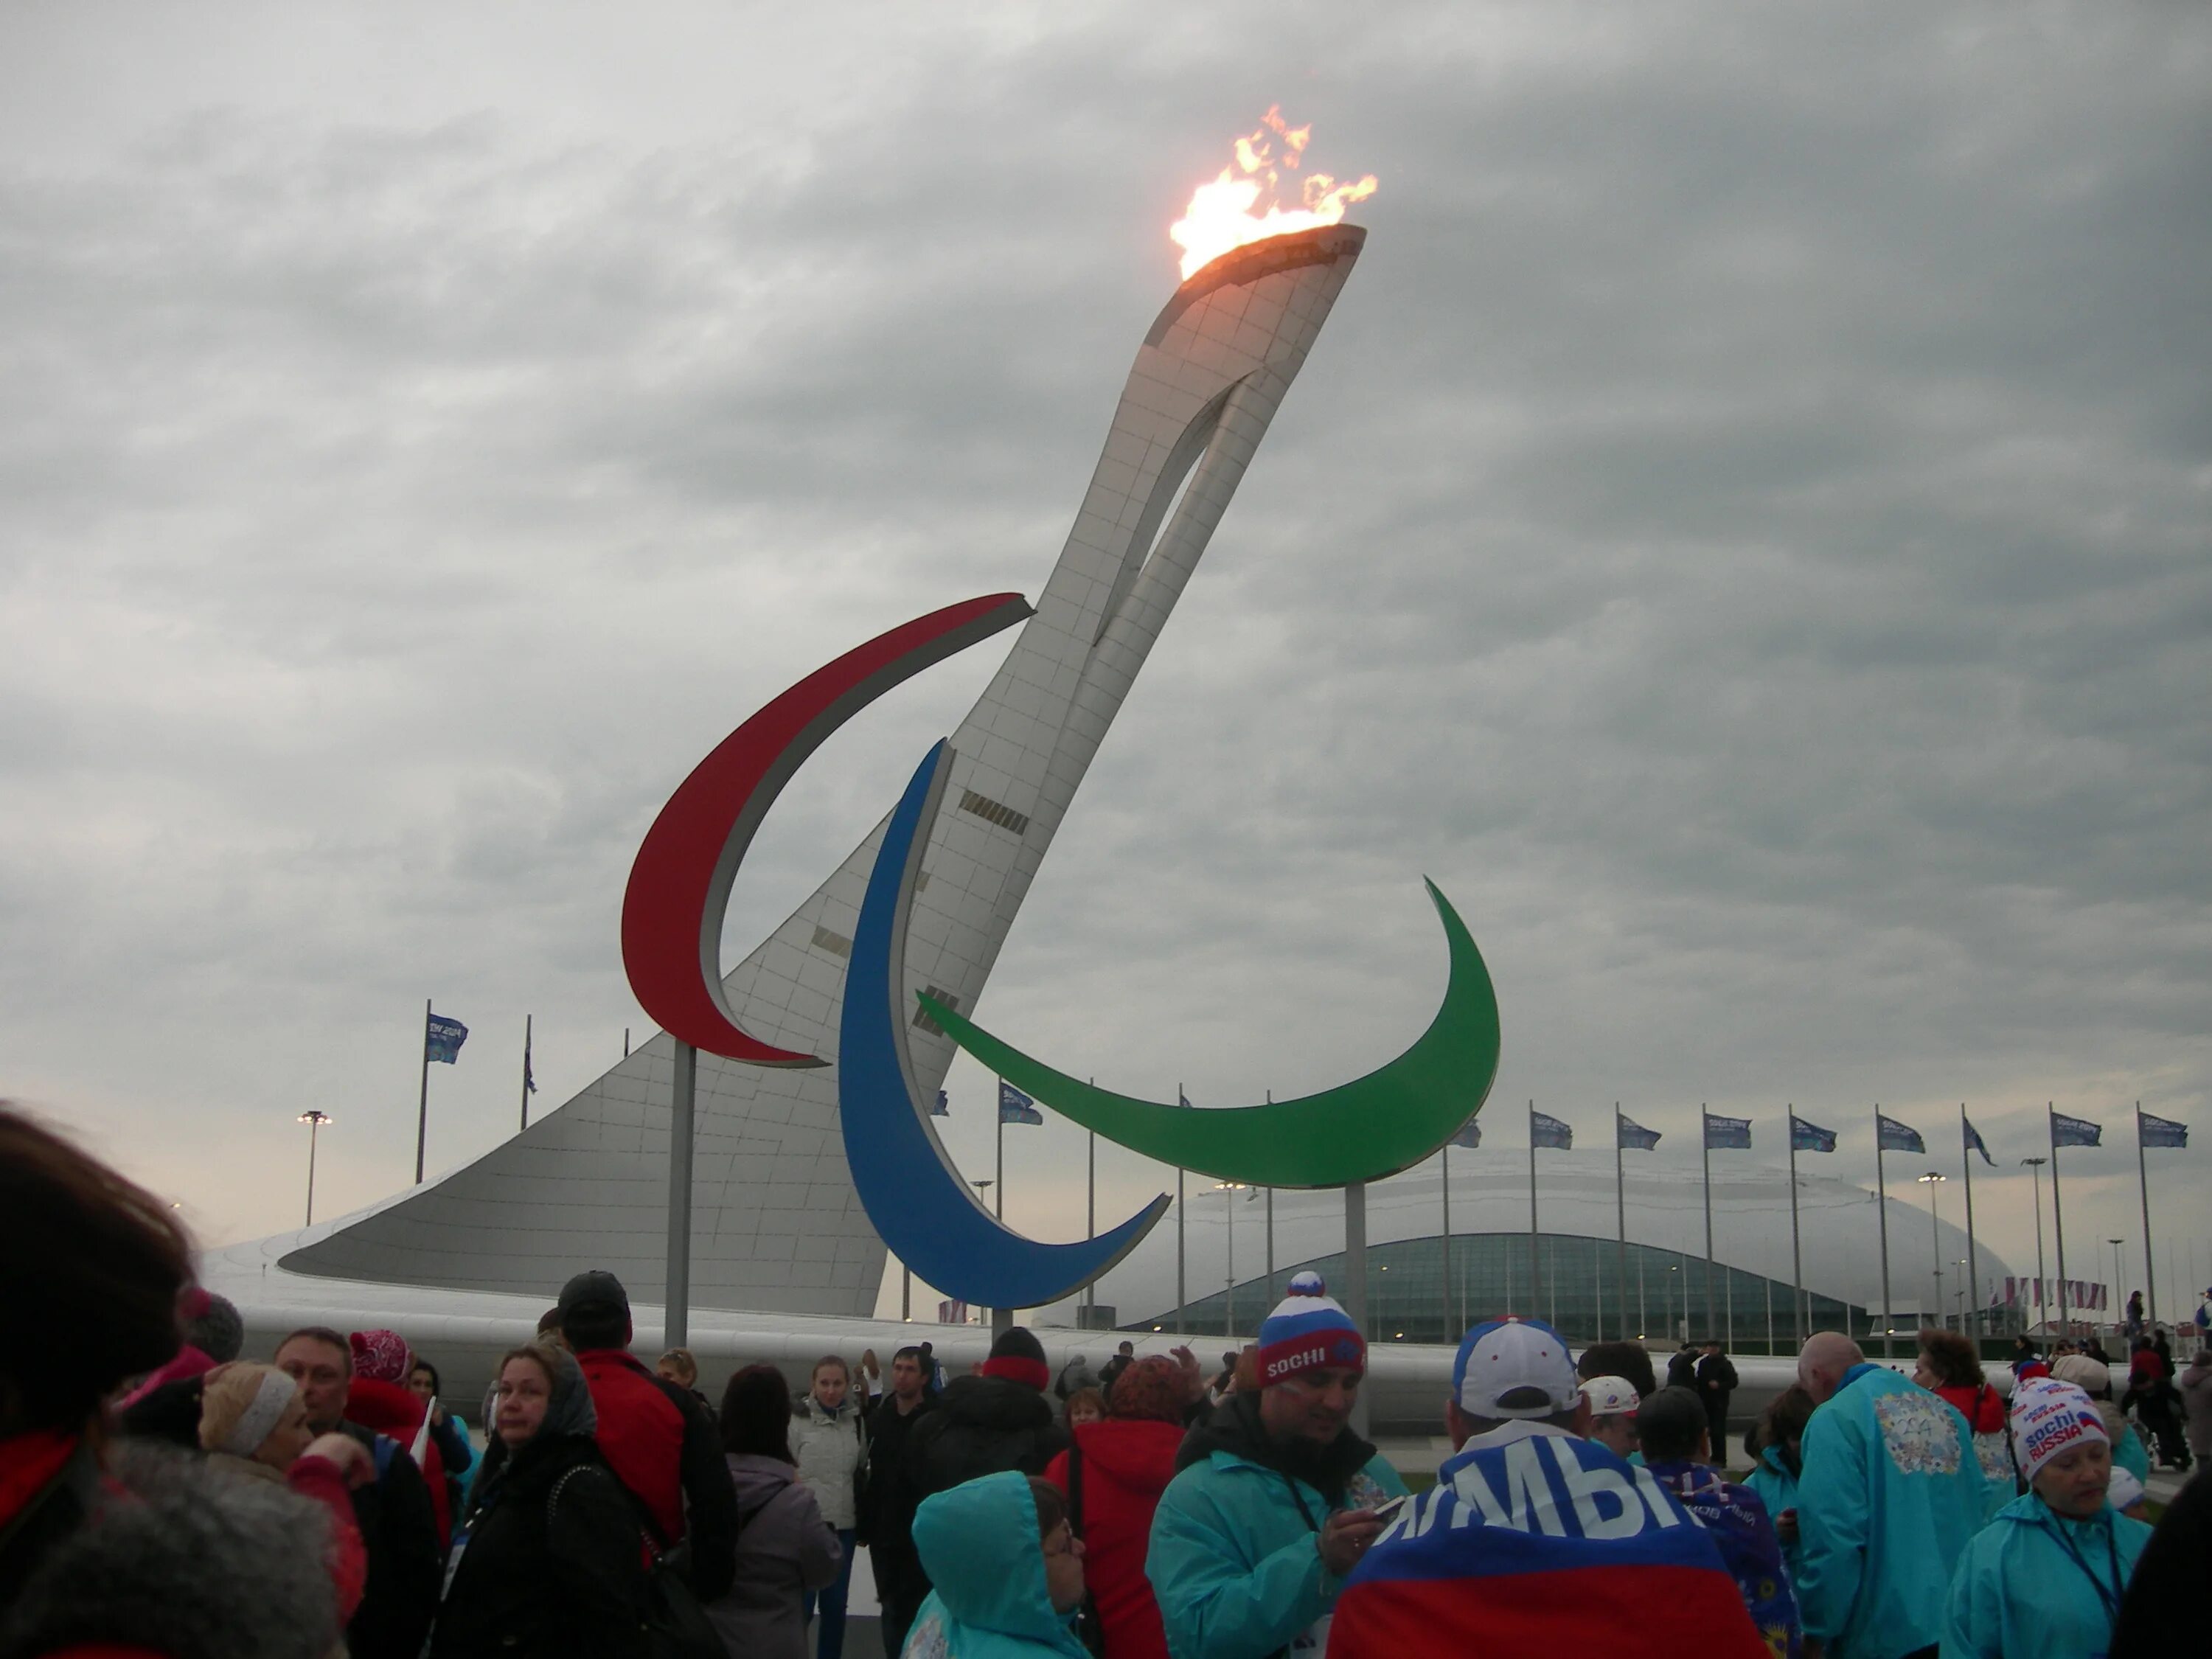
[1328,1318,1769,1658]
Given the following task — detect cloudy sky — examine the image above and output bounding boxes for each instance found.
[5,4,2207,1319]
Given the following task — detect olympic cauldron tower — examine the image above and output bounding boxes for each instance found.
[281,225,1368,1315]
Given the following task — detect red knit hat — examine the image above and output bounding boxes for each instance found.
[1105,1355,1186,1424]
[349,1328,412,1385]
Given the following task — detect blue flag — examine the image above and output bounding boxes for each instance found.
[425,1013,468,1065]
[1703,1113,1752,1151]
[1791,1114,1837,1153]
[1177,1088,1193,1110]
[1449,1115,1483,1150]
[1963,1116,1993,1166]
[2051,1110,2102,1149]
[2140,1111,2187,1150]
[1531,1110,1573,1150]
[1618,1115,1662,1151]
[1877,1113,1924,1154]
[931,1089,950,1118]
[998,1081,1043,1126]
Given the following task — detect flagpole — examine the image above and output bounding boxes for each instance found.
[416,1000,434,1186]
[1526,1102,1538,1316]
[1176,1082,1186,1328]
[1223,1183,1237,1338]
[2136,1102,2157,1329]
[1701,1104,1715,1342]
[1789,1107,1805,1347]
[1961,1105,1978,1339]
[1086,1127,1096,1315]
[1876,1105,1893,1360]
[2050,1105,2070,1338]
[2023,1157,2048,1336]
[995,1077,1005,1220]
[1615,1105,1628,1344]
[520,1015,533,1133]
[1265,1089,1276,1310]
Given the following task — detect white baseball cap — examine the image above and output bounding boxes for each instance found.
[1454,1317,1580,1419]
[1578,1375,1641,1417]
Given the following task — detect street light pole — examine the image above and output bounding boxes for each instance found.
[2021,1158,2049,1336]
[2108,1239,2124,1332]
[297,1110,334,1226]
[1918,1172,1947,1331]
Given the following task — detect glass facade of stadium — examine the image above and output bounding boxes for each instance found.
[1125,1231,1866,1352]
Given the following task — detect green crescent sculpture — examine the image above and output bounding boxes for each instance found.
[917,878,1502,1188]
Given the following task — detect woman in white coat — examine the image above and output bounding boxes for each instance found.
[789,1354,866,1659]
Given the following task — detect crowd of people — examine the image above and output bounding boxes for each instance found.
[3,1099,2207,1659]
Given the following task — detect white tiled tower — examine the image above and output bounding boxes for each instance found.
[281,226,1368,1314]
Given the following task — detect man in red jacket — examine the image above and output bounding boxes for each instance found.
[1044,1354,1192,1659]
[556,1270,737,1599]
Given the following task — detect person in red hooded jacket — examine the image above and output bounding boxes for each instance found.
[344,1329,452,1548]
[1043,1354,1194,1659]
[1914,1328,2016,1500]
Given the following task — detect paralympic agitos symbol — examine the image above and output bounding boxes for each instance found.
[620,596,1503,1309]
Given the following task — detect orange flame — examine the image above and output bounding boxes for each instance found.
[1169,107,1377,280]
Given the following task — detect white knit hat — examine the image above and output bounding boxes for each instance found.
[2009,1377,2108,1484]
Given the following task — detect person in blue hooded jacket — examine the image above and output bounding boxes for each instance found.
[902,1470,1088,1658]
[1944,1378,2152,1659]
[1145,1277,1406,1658]
[1790,1332,1988,1659]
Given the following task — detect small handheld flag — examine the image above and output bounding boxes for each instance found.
[1703,1113,1753,1150]
[425,1014,469,1065]
[1877,1113,1924,1154]
[1791,1114,1837,1153]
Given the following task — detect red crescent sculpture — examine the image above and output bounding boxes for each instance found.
[619,593,1033,1065]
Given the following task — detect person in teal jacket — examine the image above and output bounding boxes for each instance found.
[1145,1276,1407,1658]
[903,1470,1088,1658]
[1944,1377,2152,1659]
[1742,1384,1816,1589]
[1790,1333,1988,1659]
